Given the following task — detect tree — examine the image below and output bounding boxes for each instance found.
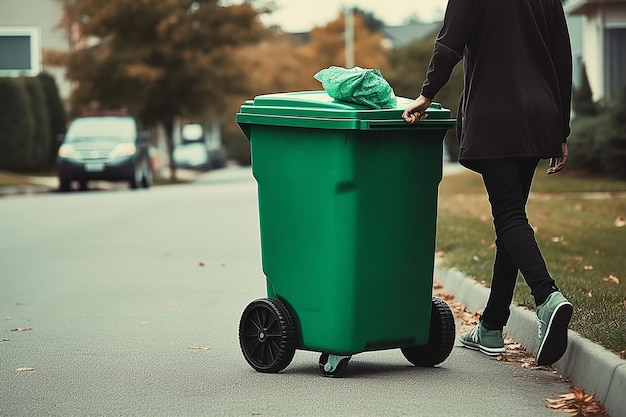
[387,37,464,161]
[57,0,271,180]
[222,10,391,164]
[303,11,389,72]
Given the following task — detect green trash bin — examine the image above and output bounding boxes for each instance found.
[236,91,457,377]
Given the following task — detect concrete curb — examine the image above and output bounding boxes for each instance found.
[0,185,56,197]
[435,263,626,417]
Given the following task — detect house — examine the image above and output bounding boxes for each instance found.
[0,0,71,99]
[382,21,442,49]
[565,0,626,102]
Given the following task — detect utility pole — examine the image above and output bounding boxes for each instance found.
[344,6,355,68]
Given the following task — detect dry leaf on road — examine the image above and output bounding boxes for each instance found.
[433,281,611,416]
[615,216,625,227]
[546,386,609,416]
[189,346,212,351]
[11,327,32,332]
[164,303,184,307]
[0,338,9,342]
[16,368,35,372]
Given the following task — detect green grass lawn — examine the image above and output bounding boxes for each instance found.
[437,160,626,357]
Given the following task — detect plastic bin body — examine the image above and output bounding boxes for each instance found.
[237,91,455,355]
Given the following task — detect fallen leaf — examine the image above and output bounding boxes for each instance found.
[583,265,594,270]
[0,338,9,342]
[198,261,205,267]
[615,216,626,227]
[164,303,184,307]
[546,387,609,416]
[189,346,212,351]
[435,250,445,258]
[602,275,620,285]
[16,368,35,372]
[473,255,480,261]
[11,327,32,332]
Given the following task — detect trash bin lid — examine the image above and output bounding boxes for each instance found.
[236,91,456,131]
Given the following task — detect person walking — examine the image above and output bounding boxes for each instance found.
[402,0,574,365]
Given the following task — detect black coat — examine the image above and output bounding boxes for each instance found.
[421,0,572,166]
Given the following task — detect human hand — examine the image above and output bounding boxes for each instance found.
[547,143,568,175]
[402,95,432,124]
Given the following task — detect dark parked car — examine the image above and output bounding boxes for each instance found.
[56,113,153,191]
[172,123,227,170]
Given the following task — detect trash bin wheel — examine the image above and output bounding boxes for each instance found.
[401,296,455,367]
[239,298,296,373]
[318,353,351,378]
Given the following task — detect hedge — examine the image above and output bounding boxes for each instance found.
[0,74,66,172]
[0,78,35,172]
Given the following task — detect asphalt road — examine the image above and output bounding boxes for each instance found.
[0,166,572,417]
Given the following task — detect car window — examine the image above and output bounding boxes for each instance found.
[66,117,136,142]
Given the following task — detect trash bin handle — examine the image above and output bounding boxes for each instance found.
[364,119,455,130]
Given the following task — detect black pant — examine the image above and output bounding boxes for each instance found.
[471,158,558,330]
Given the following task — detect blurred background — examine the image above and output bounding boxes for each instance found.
[0,0,625,182]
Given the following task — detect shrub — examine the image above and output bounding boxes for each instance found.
[37,72,68,168]
[20,77,51,171]
[0,78,35,172]
[567,113,612,174]
[602,82,626,179]
[572,63,598,116]
[222,130,250,166]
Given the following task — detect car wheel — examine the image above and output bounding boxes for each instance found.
[129,163,142,189]
[141,159,153,188]
[59,179,71,192]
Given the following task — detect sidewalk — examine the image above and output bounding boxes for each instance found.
[441,162,626,417]
[0,176,58,197]
[0,168,201,197]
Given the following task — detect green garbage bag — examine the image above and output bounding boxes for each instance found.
[314,66,397,109]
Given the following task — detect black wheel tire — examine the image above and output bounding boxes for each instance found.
[141,159,152,188]
[239,298,296,373]
[401,296,456,367]
[59,179,71,192]
[129,163,141,189]
[318,353,350,378]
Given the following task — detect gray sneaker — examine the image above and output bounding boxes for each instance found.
[459,321,505,356]
[536,291,573,365]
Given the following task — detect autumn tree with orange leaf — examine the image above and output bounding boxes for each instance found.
[56,0,272,180]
